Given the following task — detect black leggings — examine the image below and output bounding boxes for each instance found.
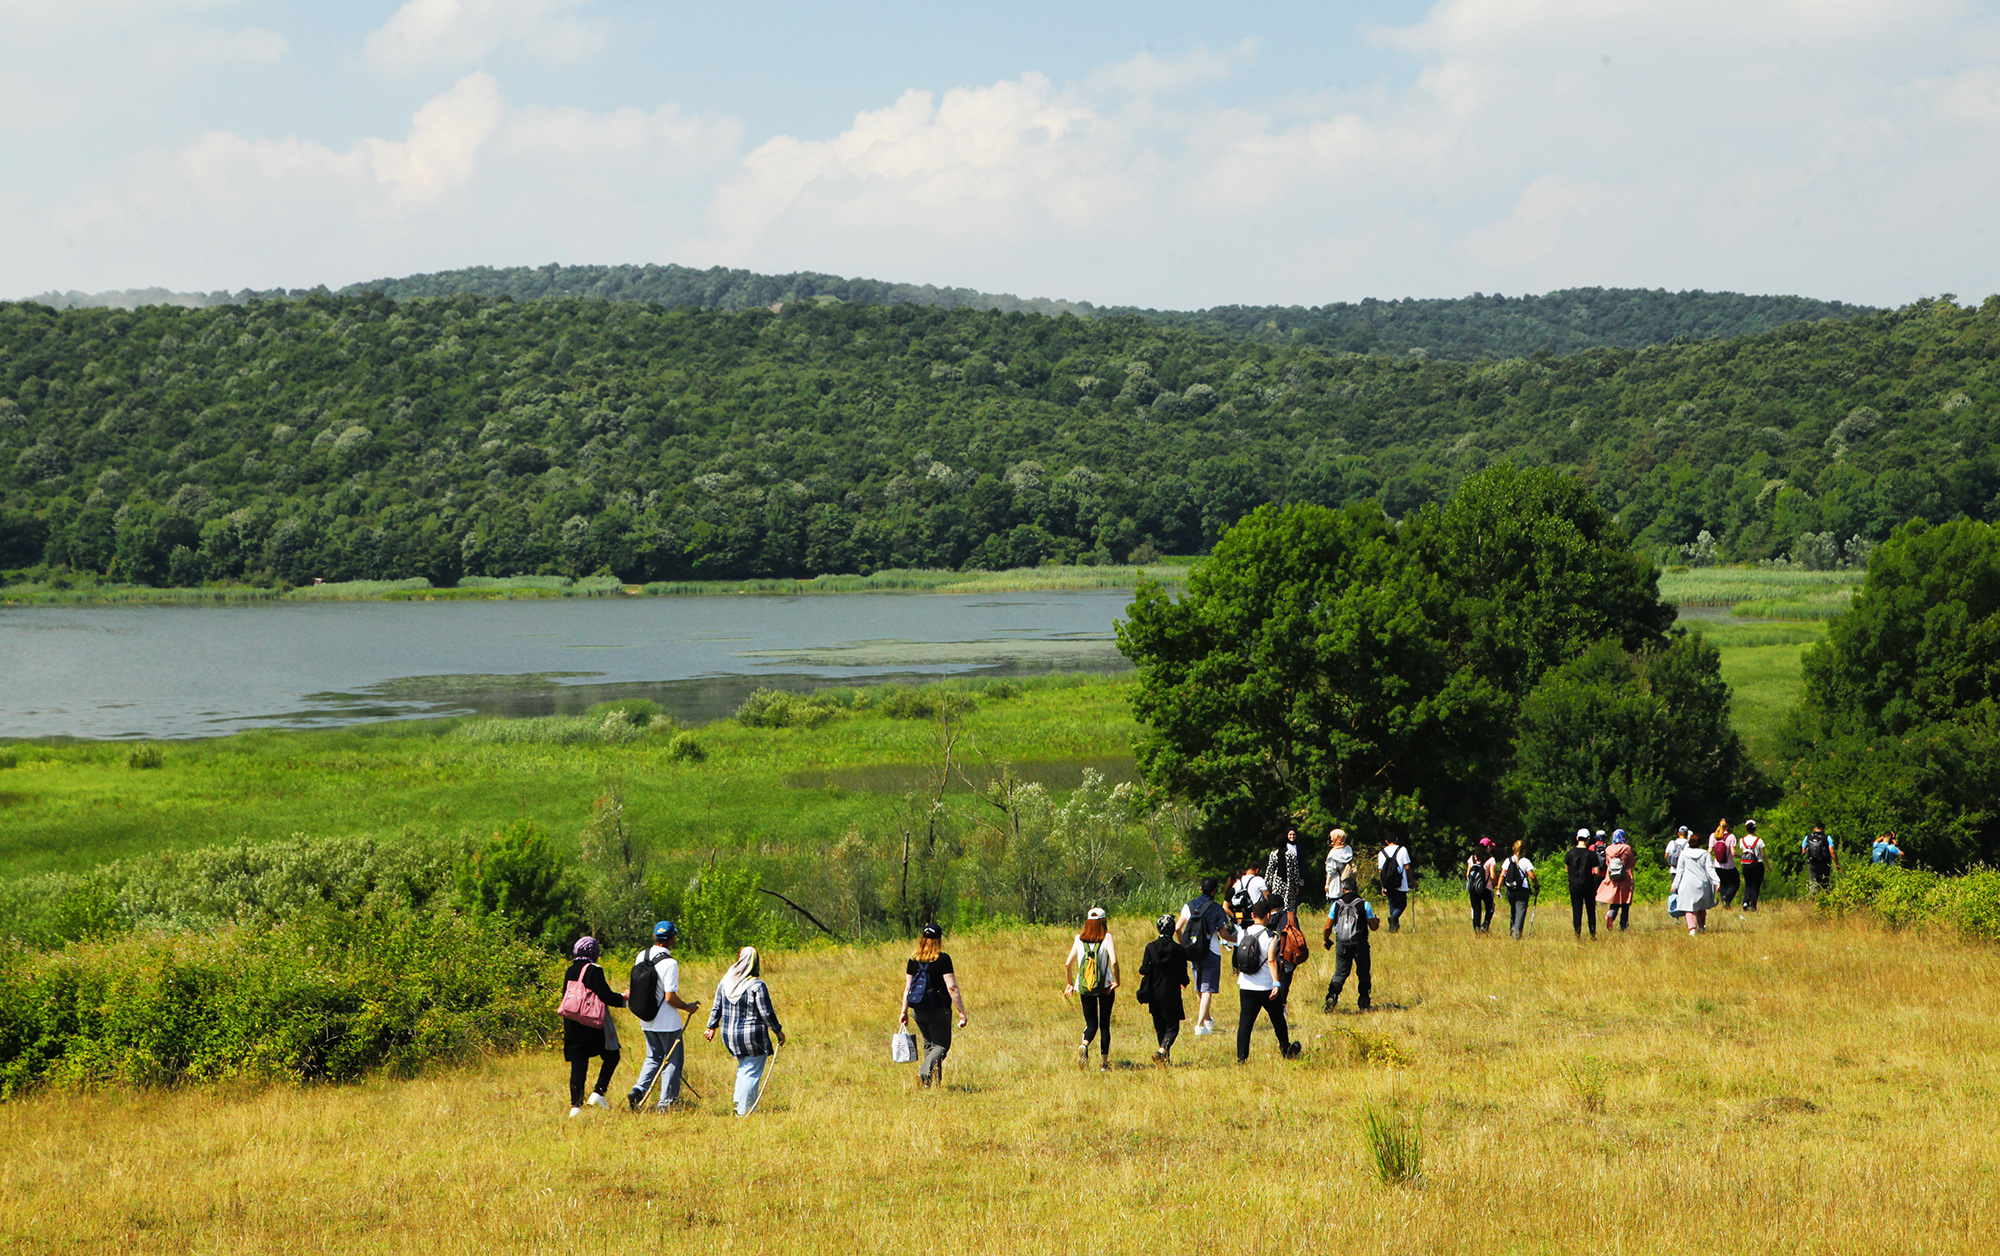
[1718,867,1740,907]
[1469,890,1494,931]
[1741,863,1766,910]
[1236,988,1291,1061]
[1079,990,1114,1056]
[1570,890,1598,937]
[568,1052,620,1107]
[1605,901,1630,930]
[1150,1007,1181,1052]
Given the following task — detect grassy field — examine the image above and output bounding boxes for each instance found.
[1679,620,1824,763]
[0,677,1140,879]
[1655,566,1860,610]
[5,903,1995,1255]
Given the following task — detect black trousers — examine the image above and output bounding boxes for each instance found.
[1569,888,1598,937]
[1717,867,1740,907]
[568,1052,620,1107]
[1078,989,1114,1056]
[1741,863,1766,910]
[1236,988,1291,1061]
[1326,943,1371,1008]
[1469,890,1494,931]
[1150,1006,1181,1052]
[1605,901,1630,929]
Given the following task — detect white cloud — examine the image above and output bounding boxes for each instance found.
[365,0,605,70]
[1084,40,1256,97]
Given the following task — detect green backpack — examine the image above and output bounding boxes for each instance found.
[1077,941,1107,994]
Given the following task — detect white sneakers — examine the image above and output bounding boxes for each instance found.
[568,1106,582,1117]
[1193,1021,1215,1036]
[585,1092,612,1111]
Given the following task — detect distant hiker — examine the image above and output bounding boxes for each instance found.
[900,923,966,1089]
[1466,839,1497,933]
[1596,829,1635,931]
[1138,914,1192,1066]
[1588,830,1609,898]
[1502,840,1538,940]
[1175,876,1231,1036]
[1802,824,1838,893]
[1228,864,1269,929]
[1267,829,1306,913]
[1325,828,1357,899]
[1063,908,1121,1071]
[1871,832,1902,867]
[1664,827,1692,921]
[561,936,627,1117]
[1738,820,1767,911]
[1564,828,1601,940]
[1377,836,1414,931]
[1711,820,1740,908]
[1322,874,1381,1011]
[1674,832,1721,935]
[626,920,699,1113]
[703,946,787,1116]
[1234,902,1298,1062]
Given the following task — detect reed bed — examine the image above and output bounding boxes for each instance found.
[1656,567,1859,607]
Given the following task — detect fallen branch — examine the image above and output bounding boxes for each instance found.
[758,888,841,939]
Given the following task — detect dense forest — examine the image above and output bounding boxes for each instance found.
[32,263,1866,360]
[0,291,1994,587]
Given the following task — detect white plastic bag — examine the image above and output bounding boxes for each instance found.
[890,1029,919,1063]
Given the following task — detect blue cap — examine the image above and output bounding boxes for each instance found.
[654,919,677,939]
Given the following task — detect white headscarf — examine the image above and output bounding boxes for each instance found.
[720,946,761,1000]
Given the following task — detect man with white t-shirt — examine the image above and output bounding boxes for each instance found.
[626,920,700,1112]
[1174,876,1233,1036]
[1376,838,1414,932]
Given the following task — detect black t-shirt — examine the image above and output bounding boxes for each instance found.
[906,954,954,1010]
[1564,845,1599,889]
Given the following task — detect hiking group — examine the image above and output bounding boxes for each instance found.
[556,820,1851,1111]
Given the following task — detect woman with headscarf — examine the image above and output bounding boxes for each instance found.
[1137,913,1192,1067]
[1324,828,1356,901]
[899,923,966,1089]
[561,936,627,1117]
[1596,828,1636,931]
[1673,831,1722,935]
[703,946,787,1116]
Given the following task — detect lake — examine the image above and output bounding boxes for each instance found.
[0,591,1136,740]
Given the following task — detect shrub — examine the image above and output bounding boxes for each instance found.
[0,750,16,770]
[585,698,665,728]
[449,712,648,746]
[678,865,795,957]
[665,732,707,763]
[125,745,164,770]
[734,688,842,729]
[1816,863,2000,942]
[879,686,978,720]
[452,822,583,952]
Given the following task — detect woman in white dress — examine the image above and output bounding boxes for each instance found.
[1673,831,1722,935]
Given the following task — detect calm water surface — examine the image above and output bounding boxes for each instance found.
[0,592,1135,740]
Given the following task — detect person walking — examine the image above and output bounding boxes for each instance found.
[1588,830,1609,903]
[1267,829,1306,914]
[703,946,787,1116]
[625,920,699,1113]
[1502,841,1538,940]
[1871,832,1903,867]
[1738,820,1767,911]
[1234,902,1298,1061]
[1322,874,1381,1011]
[562,936,627,1117]
[1664,827,1691,922]
[1138,914,1192,1066]
[1174,876,1230,1036]
[1596,829,1635,931]
[900,923,966,1089]
[1673,832,1721,935]
[1063,907,1120,1072]
[1712,820,1740,908]
[1802,824,1839,893]
[1377,835,1414,931]
[1228,864,1268,930]
[1564,828,1601,940]
[1325,828,1357,900]
[1466,839,1497,933]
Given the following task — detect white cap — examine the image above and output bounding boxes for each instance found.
[1085,907,1107,921]
[1576,828,1591,840]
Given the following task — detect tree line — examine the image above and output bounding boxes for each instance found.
[0,291,1993,588]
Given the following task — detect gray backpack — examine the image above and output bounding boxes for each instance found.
[1332,897,1367,946]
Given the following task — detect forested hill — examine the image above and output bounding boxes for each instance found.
[0,292,1993,588]
[30,264,1866,360]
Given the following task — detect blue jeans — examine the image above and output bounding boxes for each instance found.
[732,1053,770,1116]
[628,1028,683,1108]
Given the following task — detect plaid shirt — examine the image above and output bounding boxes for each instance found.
[706,978,783,1058]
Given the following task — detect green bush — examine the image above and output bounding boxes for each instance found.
[452,822,584,952]
[0,750,17,770]
[449,712,649,746]
[677,865,796,957]
[734,688,843,729]
[0,907,557,1095]
[879,686,979,720]
[585,698,665,728]
[1816,862,2000,942]
[665,732,707,763]
[124,745,164,770]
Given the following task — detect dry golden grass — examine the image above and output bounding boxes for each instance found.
[6,899,1999,1254]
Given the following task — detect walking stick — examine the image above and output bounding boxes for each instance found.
[752,1046,779,1113]
[633,1006,702,1107]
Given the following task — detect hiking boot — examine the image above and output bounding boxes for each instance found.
[626,1090,643,1113]
[1099,1057,1110,1072]
[1282,1043,1302,1060]
[586,1092,611,1112]
[1324,998,1338,1014]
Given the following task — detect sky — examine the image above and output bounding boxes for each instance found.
[3,0,1999,309]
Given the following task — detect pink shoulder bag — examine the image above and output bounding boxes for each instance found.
[558,965,607,1027]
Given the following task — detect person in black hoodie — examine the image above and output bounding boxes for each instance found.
[563,935,628,1116]
[1138,914,1192,1067]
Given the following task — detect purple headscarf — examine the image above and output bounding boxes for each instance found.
[572,936,600,961]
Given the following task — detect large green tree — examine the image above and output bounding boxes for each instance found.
[1117,465,1684,872]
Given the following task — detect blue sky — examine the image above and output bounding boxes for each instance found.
[4,0,1998,308]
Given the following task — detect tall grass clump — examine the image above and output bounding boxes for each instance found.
[287,578,432,599]
[1359,1103,1425,1186]
[449,711,650,746]
[1818,863,2000,942]
[1658,566,1860,607]
[734,688,844,729]
[124,745,164,770]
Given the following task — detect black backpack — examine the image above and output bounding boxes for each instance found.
[1232,928,1266,975]
[1466,858,1489,894]
[628,948,667,1022]
[1178,897,1218,953]
[1502,857,1530,891]
[1378,844,1401,893]
[906,960,932,1007]
[1805,831,1830,861]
